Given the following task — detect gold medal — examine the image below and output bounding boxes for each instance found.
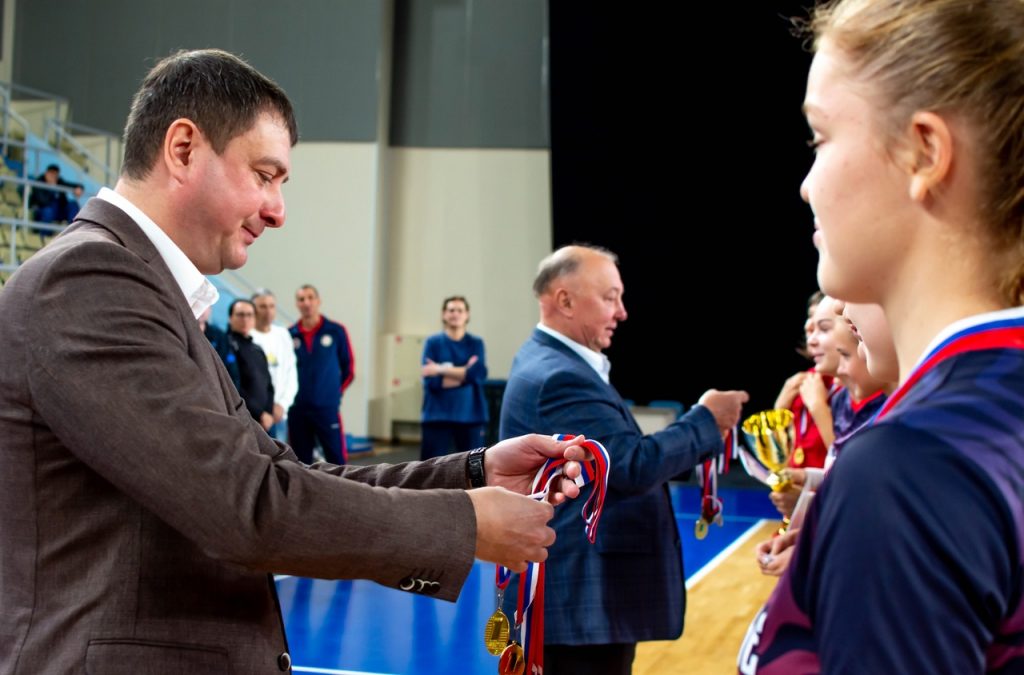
[483,608,511,656]
[794,447,805,465]
[498,642,525,675]
[694,518,708,540]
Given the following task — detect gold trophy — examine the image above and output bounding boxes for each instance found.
[741,409,796,534]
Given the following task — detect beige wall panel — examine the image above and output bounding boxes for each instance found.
[386,147,552,380]
[243,142,379,438]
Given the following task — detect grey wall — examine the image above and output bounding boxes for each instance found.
[390,0,548,148]
[14,0,382,141]
[15,0,549,149]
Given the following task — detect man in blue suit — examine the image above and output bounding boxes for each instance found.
[500,244,748,674]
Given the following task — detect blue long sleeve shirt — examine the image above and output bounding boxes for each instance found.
[421,332,488,424]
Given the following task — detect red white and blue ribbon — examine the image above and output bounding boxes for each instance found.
[797,376,840,440]
[498,434,610,675]
[875,314,1024,423]
[695,428,737,528]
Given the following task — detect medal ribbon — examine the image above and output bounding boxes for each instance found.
[498,435,610,675]
[695,428,736,530]
[876,323,1024,422]
[796,376,839,450]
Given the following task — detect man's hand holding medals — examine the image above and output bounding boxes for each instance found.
[478,434,611,675]
[482,433,592,505]
[466,433,592,573]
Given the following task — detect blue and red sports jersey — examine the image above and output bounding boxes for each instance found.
[290,315,355,410]
[741,309,1024,674]
[828,386,887,460]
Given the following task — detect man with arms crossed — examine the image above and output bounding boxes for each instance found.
[0,49,586,673]
[501,245,748,675]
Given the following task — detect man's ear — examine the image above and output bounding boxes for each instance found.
[903,111,954,203]
[162,118,202,184]
[554,288,573,316]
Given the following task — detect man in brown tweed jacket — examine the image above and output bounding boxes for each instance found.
[0,49,586,674]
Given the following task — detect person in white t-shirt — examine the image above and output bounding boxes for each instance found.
[250,288,298,441]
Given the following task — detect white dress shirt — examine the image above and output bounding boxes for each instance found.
[536,322,612,384]
[97,188,219,318]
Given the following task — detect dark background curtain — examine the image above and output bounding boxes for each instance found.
[549,2,820,413]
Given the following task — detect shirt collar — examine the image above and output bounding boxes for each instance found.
[912,305,1024,373]
[98,187,219,319]
[537,322,611,384]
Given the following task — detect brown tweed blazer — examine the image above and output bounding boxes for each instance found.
[0,199,476,674]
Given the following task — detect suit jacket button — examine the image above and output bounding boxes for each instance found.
[277,652,291,671]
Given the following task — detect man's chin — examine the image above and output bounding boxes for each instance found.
[221,250,249,272]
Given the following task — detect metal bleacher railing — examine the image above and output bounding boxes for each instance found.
[0,82,92,282]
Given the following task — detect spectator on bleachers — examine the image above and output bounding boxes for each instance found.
[29,164,83,224]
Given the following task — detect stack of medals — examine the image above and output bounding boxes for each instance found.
[694,428,737,540]
[484,435,610,675]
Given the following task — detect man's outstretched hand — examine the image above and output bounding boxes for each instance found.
[484,433,590,504]
[468,434,592,572]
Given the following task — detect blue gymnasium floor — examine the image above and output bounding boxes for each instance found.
[276,485,779,675]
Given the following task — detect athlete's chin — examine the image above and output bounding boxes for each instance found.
[816,260,841,300]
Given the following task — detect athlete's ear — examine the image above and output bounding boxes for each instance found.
[903,111,953,203]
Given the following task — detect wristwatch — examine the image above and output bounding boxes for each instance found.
[466,447,487,488]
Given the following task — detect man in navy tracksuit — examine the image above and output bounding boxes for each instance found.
[288,284,354,464]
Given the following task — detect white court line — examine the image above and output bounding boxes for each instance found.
[293,667,397,675]
[274,575,292,581]
[685,519,769,591]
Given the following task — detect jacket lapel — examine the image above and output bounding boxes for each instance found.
[530,328,640,432]
[68,198,240,414]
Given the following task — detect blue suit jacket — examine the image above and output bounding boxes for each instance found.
[499,328,722,644]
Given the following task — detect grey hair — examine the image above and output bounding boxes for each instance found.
[532,244,618,297]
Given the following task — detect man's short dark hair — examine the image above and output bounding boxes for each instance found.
[121,49,298,180]
[297,284,319,298]
[228,298,255,317]
[442,295,469,312]
[532,244,618,297]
